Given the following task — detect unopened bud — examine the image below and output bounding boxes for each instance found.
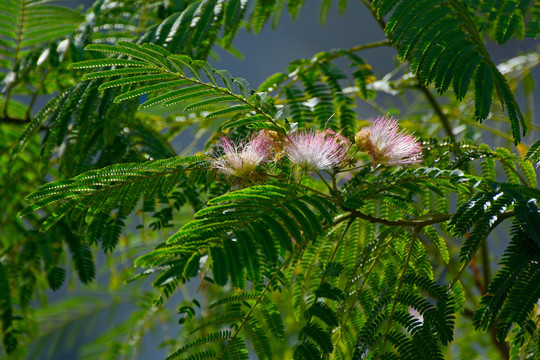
[355,129,372,152]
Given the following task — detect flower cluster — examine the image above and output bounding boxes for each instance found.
[210,116,421,177]
[211,129,349,176]
[355,116,422,166]
[284,130,349,172]
[210,131,270,177]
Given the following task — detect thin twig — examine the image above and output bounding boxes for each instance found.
[381,226,421,355]
[458,115,515,142]
[350,209,452,227]
[335,230,400,345]
[0,116,49,131]
[316,170,335,195]
[522,314,540,357]
[416,82,456,143]
[498,158,530,187]
[3,0,26,116]
[217,252,294,359]
[265,173,335,201]
[275,40,391,98]
[177,267,210,323]
[301,218,355,345]
[449,211,515,288]
[480,239,491,292]
[361,0,458,146]
[26,69,50,119]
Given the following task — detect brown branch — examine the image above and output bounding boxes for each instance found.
[489,325,510,359]
[0,116,49,131]
[1,116,29,125]
[329,208,515,232]
[416,82,457,143]
[447,211,515,359]
[470,255,485,294]
[362,0,457,145]
[481,239,491,292]
[350,209,452,227]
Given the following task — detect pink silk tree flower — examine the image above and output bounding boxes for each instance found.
[211,131,270,177]
[355,116,423,166]
[284,130,349,171]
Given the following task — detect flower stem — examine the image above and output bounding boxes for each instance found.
[381,226,421,356]
[315,170,334,194]
[416,81,457,144]
[300,218,355,346]
[265,173,334,201]
[217,252,294,359]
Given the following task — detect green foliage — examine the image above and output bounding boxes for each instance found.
[525,138,540,164]
[0,0,84,72]
[20,156,208,244]
[70,42,286,133]
[2,0,540,359]
[166,331,231,360]
[474,213,540,339]
[0,262,16,354]
[258,49,376,138]
[352,271,457,360]
[372,0,529,143]
[472,0,537,43]
[344,166,476,211]
[135,183,335,288]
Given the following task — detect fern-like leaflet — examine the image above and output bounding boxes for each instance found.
[69,42,286,133]
[19,156,208,247]
[371,0,529,143]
